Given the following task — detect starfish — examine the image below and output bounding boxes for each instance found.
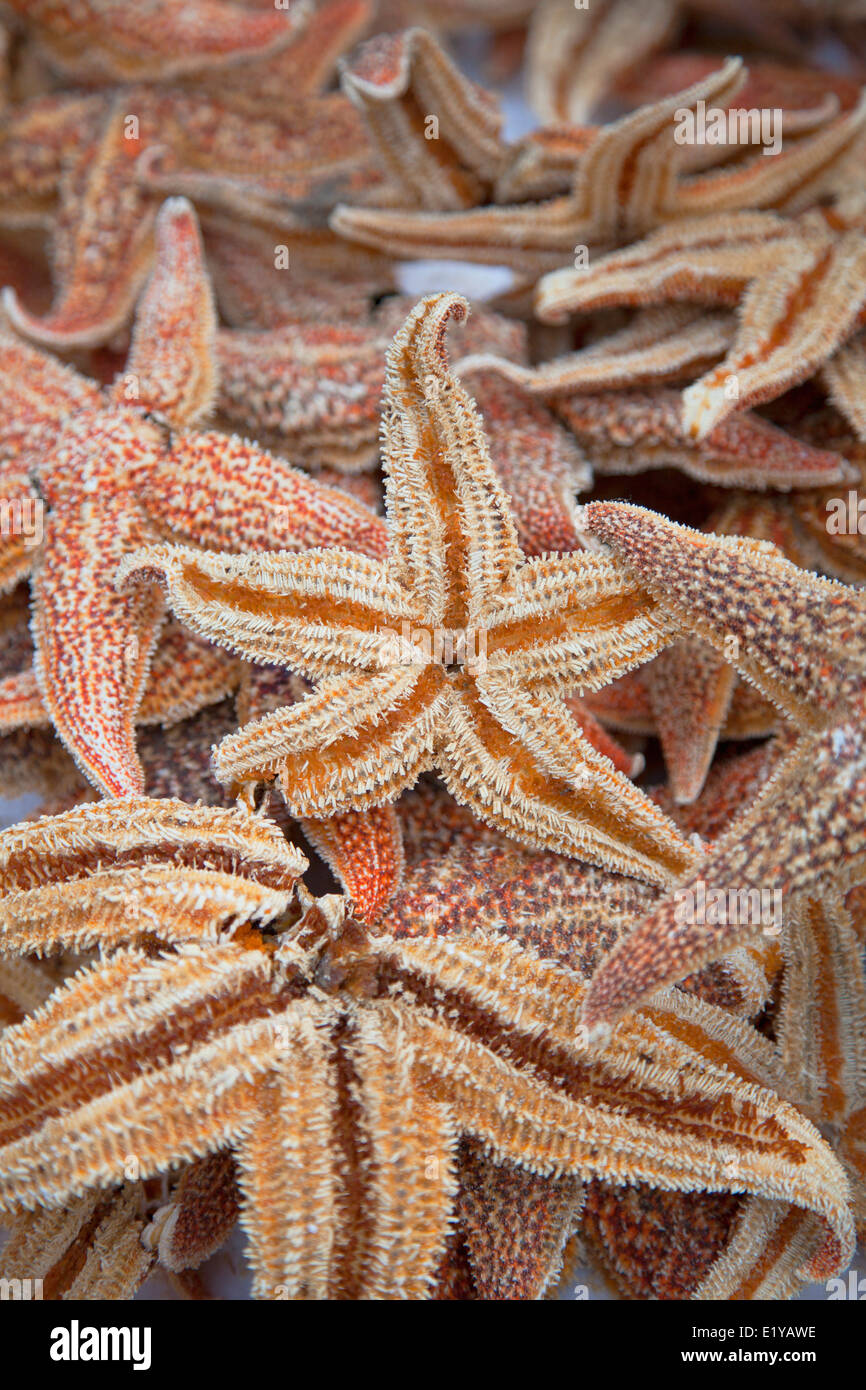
[537,201,866,440]
[0,797,854,1296]
[333,57,866,281]
[1,0,307,85]
[524,0,864,123]
[340,26,508,212]
[121,291,701,885]
[0,195,388,796]
[578,502,866,1035]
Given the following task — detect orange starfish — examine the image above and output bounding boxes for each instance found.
[0,196,387,796]
[122,292,700,884]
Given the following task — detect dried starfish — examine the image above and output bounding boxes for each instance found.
[340,26,507,211]
[0,196,387,796]
[0,798,853,1296]
[580,502,866,1035]
[538,202,866,440]
[333,58,866,280]
[122,292,699,884]
[1,81,390,350]
[1,0,306,85]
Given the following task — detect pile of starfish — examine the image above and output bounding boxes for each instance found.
[0,0,864,1302]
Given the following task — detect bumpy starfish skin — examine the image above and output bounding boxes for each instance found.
[0,801,854,1295]
[122,293,700,884]
[341,26,507,210]
[580,502,866,1034]
[0,92,103,226]
[554,389,854,490]
[0,197,388,796]
[4,0,304,84]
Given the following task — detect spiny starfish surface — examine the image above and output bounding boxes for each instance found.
[0,797,854,1297]
[121,292,701,885]
[0,196,387,796]
[579,502,866,1035]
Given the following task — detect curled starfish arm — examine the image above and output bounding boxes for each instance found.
[341,27,506,210]
[145,1152,240,1277]
[214,666,447,807]
[119,543,411,678]
[140,433,389,560]
[112,197,217,429]
[3,95,159,351]
[437,677,697,884]
[694,1198,839,1299]
[7,0,304,84]
[644,639,737,806]
[584,501,866,726]
[683,229,866,438]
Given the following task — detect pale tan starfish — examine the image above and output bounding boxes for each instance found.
[121,292,700,885]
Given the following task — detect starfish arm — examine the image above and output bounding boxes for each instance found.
[534,211,807,323]
[821,329,866,441]
[140,432,389,560]
[584,501,866,726]
[118,543,411,678]
[483,549,678,695]
[300,805,404,926]
[136,624,241,726]
[676,91,866,218]
[456,307,735,396]
[0,93,103,226]
[581,734,866,1032]
[111,197,217,429]
[382,293,523,628]
[232,1005,338,1300]
[526,0,677,125]
[0,668,46,733]
[450,1145,583,1299]
[340,1010,458,1298]
[341,27,506,210]
[644,638,737,805]
[0,947,280,1211]
[557,389,856,489]
[32,441,169,796]
[693,1198,837,1298]
[0,321,102,429]
[683,230,866,438]
[0,1188,154,1300]
[146,1151,240,1275]
[212,666,447,805]
[565,697,644,778]
[437,677,698,884]
[777,889,866,1131]
[8,0,303,84]
[398,985,852,1279]
[0,796,305,896]
[0,866,294,958]
[3,96,159,351]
